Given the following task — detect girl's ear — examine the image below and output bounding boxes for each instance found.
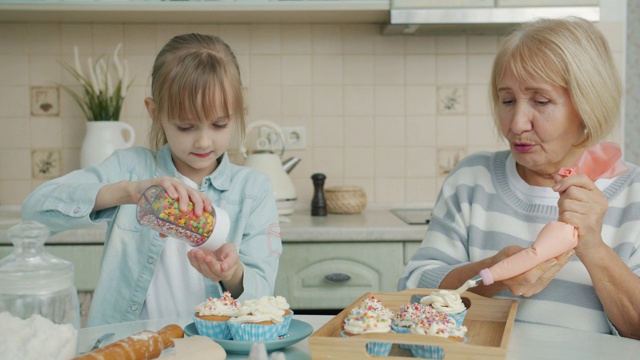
[144,97,156,119]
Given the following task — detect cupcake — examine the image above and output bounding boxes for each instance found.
[391,303,431,333]
[259,295,294,336]
[408,310,467,359]
[228,297,288,342]
[359,296,395,319]
[420,289,468,326]
[193,290,240,340]
[391,303,432,349]
[341,296,394,356]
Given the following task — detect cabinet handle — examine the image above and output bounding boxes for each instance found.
[324,273,351,283]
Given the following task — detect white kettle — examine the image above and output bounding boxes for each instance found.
[240,120,300,216]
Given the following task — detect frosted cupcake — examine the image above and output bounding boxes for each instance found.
[228,298,288,342]
[259,295,294,336]
[408,312,467,359]
[391,303,434,349]
[420,289,468,326]
[193,291,240,340]
[359,296,395,319]
[341,296,394,356]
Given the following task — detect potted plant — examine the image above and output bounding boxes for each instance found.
[60,44,135,168]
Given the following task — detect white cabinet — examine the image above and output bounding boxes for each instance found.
[403,240,422,265]
[275,242,406,310]
[0,244,103,292]
[0,0,390,24]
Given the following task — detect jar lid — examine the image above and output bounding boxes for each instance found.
[0,221,74,295]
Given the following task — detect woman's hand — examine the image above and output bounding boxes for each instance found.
[187,243,245,296]
[501,248,575,297]
[553,173,608,255]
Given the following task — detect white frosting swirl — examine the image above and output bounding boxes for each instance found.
[410,320,467,338]
[342,296,393,334]
[195,291,240,317]
[343,308,392,334]
[420,290,466,314]
[259,295,290,311]
[229,298,285,324]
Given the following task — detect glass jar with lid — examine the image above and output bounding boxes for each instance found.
[0,221,80,359]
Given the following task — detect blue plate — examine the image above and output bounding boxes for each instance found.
[184,319,313,355]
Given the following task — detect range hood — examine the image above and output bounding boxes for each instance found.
[382,6,600,35]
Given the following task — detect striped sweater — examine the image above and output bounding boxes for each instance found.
[398,150,640,334]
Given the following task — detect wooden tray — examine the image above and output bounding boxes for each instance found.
[309,289,518,359]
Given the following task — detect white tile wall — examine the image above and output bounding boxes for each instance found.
[0,18,624,208]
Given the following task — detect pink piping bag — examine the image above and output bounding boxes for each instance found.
[462,142,629,290]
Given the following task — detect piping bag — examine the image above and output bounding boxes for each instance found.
[457,142,629,293]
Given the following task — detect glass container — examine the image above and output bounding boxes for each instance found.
[137,185,230,251]
[0,221,80,359]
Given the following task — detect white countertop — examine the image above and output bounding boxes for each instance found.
[78,314,640,360]
[0,206,428,245]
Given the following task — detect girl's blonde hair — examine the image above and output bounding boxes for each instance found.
[490,17,622,146]
[148,33,245,151]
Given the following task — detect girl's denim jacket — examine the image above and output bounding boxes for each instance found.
[22,145,282,326]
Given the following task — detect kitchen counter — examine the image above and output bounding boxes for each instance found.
[0,205,427,302]
[0,205,428,245]
[78,314,640,360]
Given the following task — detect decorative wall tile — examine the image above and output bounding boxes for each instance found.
[437,86,466,115]
[437,147,466,175]
[30,86,59,116]
[0,4,628,205]
[32,149,61,179]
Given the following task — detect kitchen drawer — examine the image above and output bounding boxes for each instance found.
[275,242,404,309]
[0,244,103,292]
[404,240,422,264]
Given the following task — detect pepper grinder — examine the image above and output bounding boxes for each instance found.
[311,173,327,216]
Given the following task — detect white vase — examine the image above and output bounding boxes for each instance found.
[80,121,135,168]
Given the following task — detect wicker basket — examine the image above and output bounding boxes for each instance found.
[324,186,367,214]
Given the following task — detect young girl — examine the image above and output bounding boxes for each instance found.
[22,33,282,327]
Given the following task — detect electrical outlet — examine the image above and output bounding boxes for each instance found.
[260,126,307,150]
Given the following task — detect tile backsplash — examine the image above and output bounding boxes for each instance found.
[0,18,624,207]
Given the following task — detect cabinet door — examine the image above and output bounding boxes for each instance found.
[404,241,422,265]
[275,242,403,309]
[0,245,103,292]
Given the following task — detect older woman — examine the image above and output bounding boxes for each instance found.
[398,17,640,339]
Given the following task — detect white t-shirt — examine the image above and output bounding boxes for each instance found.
[140,175,206,320]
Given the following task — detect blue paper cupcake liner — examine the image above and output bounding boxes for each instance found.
[447,309,467,327]
[280,310,294,336]
[409,344,445,359]
[409,336,467,359]
[390,324,411,350]
[340,331,392,357]
[228,320,288,342]
[193,316,232,340]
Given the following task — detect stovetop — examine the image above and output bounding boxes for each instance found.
[390,208,432,225]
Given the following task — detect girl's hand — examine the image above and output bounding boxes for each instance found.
[131,177,212,216]
[187,243,242,283]
[553,173,608,255]
[502,249,575,297]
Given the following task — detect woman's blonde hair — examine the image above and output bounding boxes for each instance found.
[490,17,622,146]
[148,33,245,151]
